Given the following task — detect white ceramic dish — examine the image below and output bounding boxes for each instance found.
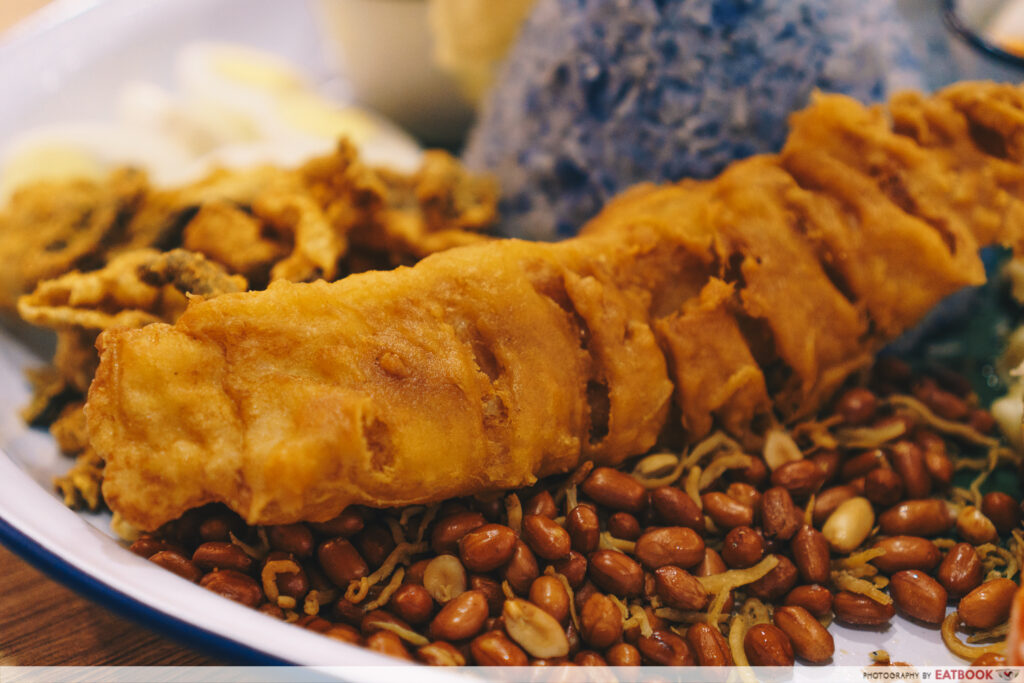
[0,0,961,668]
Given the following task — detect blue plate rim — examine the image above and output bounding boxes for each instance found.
[0,512,293,666]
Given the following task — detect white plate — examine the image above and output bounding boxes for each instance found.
[0,0,962,669]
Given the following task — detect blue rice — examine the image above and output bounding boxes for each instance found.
[463,0,943,240]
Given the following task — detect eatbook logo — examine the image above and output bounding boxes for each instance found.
[998,670,1017,681]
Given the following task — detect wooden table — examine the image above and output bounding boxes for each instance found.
[0,545,219,665]
[0,1,218,666]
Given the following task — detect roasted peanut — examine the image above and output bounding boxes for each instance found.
[608,512,642,541]
[523,514,571,560]
[812,485,858,526]
[310,507,365,538]
[879,499,954,537]
[791,525,830,584]
[297,615,333,633]
[580,593,622,649]
[589,549,644,597]
[638,630,695,665]
[423,554,467,603]
[981,491,1020,536]
[130,536,184,559]
[606,643,642,666]
[697,547,728,575]
[470,575,505,616]
[890,569,947,624]
[864,468,904,508]
[783,585,833,618]
[266,523,314,558]
[914,377,968,420]
[503,598,570,659]
[573,651,607,666]
[405,559,430,585]
[840,449,887,482]
[318,538,369,587]
[653,565,708,611]
[890,441,930,500]
[459,523,518,571]
[524,490,558,519]
[197,513,243,543]
[650,486,704,531]
[581,467,647,514]
[390,583,434,624]
[262,551,308,600]
[148,550,202,582]
[746,555,798,602]
[702,492,754,529]
[958,579,1017,629]
[324,624,362,645]
[470,630,529,666]
[956,506,998,545]
[811,450,841,486]
[773,605,834,663]
[501,541,540,594]
[822,497,874,553]
[832,590,895,626]
[937,543,983,599]
[633,527,703,572]
[744,623,794,666]
[836,387,878,424]
[761,487,802,541]
[870,536,940,574]
[192,542,253,574]
[553,551,588,589]
[529,576,570,625]
[429,589,488,641]
[732,457,769,487]
[355,523,396,569]
[916,430,953,488]
[726,482,763,515]
[417,641,466,666]
[721,525,764,569]
[199,569,262,607]
[686,622,733,666]
[771,460,826,498]
[567,504,600,553]
[431,511,486,555]
[366,631,412,660]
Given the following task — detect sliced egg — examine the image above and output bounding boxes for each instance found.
[172,42,422,170]
[0,123,194,204]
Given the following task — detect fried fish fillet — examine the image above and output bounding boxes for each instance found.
[87,82,1024,530]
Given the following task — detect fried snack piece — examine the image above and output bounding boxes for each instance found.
[89,237,672,529]
[0,170,148,311]
[1,141,496,313]
[12,141,496,429]
[88,82,1024,530]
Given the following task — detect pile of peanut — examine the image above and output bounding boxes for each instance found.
[130,358,1022,666]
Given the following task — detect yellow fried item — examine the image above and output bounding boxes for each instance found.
[88,83,1024,530]
[0,169,148,311]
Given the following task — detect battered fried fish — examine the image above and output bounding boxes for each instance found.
[87,83,1024,530]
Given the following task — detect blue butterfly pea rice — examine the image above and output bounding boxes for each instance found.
[463,0,950,240]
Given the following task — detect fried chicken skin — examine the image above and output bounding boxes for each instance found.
[88,83,1024,530]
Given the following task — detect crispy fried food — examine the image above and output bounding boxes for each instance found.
[87,82,1024,530]
[0,170,148,311]
[10,141,497,431]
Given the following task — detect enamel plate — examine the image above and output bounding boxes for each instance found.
[0,0,959,668]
